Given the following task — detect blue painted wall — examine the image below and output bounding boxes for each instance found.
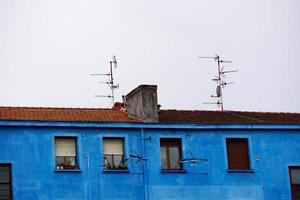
[0,122,299,200]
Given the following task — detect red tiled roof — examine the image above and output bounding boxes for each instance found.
[0,107,140,123]
[0,107,299,124]
[159,110,300,124]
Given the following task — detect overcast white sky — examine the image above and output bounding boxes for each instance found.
[0,0,299,112]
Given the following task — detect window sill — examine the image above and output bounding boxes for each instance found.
[55,169,82,173]
[161,169,187,173]
[227,169,255,173]
[103,169,129,173]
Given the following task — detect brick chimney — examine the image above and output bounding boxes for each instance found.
[125,85,159,123]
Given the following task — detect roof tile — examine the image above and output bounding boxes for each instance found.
[159,110,300,124]
[0,107,299,124]
[0,107,140,123]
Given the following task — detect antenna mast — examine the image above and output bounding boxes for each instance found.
[91,55,119,105]
[199,54,237,111]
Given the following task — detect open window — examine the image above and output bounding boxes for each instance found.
[103,138,127,170]
[226,138,250,170]
[160,138,182,170]
[55,137,78,170]
[0,164,13,200]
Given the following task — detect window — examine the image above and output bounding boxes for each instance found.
[226,138,250,170]
[160,138,182,170]
[0,164,13,200]
[103,138,127,170]
[290,167,300,200]
[55,137,78,169]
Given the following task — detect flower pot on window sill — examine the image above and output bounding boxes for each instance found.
[63,166,76,169]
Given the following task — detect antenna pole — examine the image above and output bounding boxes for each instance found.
[217,55,221,77]
[216,55,224,111]
[109,61,115,105]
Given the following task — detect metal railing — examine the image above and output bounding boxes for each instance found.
[56,156,78,169]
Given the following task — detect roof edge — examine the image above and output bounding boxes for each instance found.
[0,120,300,130]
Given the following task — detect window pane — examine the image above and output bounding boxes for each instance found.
[290,168,300,200]
[104,154,127,169]
[65,157,76,166]
[114,155,122,167]
[0,165,11,200]
[160,147,168,169]
[0,184,11,200]
[291,169,300,184]
[160,138,182,170]
[56,157,65,166]
[292,185,300,200]
[56,156,77,169]
[160,139,181,147]
[0,167,9,184]
[104,155,113,169]
[169,147,180,169]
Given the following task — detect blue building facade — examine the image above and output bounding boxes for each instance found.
[1,85,300,200]
[1,120,300,200]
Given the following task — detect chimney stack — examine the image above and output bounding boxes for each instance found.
[125,85,159,123]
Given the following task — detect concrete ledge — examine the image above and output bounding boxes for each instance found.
[161,169,187,173]
[54,169,83,173]
[227,169,256,173]
[102,169,130,173]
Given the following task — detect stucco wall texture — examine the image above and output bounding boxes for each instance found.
[0,123,299,200]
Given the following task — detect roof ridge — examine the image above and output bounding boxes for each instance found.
[159,109,300,114]
[0,107,298,114]
[229,110,300,114]
[160,109,216,112]
[224,111,266,123]
[0,106,113,111]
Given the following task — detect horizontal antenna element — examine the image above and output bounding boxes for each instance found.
[90,73,110,76]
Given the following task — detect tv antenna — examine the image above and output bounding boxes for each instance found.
[126,149,147,163]
[199,54,237,111]
[179,151,208,166]
[90,55,119,105]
